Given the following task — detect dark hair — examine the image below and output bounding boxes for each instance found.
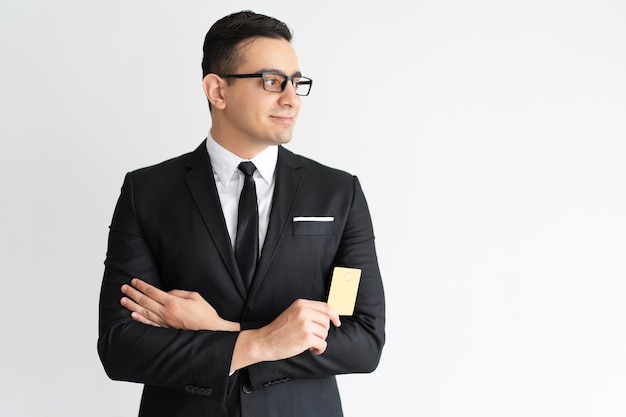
[201,10,292,78]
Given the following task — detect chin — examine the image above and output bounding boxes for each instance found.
[270,132,294,145]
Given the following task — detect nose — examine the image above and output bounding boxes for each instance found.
[278,80,300,106]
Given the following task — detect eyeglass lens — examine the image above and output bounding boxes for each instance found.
[262,73,311,96]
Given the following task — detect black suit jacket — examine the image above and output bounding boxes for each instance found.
[98,141,385,417]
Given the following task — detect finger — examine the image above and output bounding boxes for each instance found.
[307,306,341,331]
[327,307,341,328]
[120,295,153,318]
[314,302,341,328]
[309,319,332,340]
[130,278,169,304]
[121,284,167,322]
[120,295,140,312]
[130,311,162,327]
[297,299,341,327]
[121,284,164,313]
[121,296,167,327]
[308,338,328,355]
[168,289,195,299]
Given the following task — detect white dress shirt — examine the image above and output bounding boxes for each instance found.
[205,134,277,256]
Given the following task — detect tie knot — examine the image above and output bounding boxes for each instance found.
[238,161,257,177]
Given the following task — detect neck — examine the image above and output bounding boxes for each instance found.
[210,127,268,160]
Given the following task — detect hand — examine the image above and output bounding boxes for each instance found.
[231,299,341,371]
[120,278,239,332]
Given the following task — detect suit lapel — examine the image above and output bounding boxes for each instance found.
[184,142,247,298]
[248,147,302,296]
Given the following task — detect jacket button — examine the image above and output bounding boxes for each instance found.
[242,383,253,394]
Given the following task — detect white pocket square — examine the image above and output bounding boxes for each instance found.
[293,216,335,222]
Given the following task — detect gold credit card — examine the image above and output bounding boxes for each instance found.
[327,267,362,316]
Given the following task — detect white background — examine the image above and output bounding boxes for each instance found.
[1,1,625,416]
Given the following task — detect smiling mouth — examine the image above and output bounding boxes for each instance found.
[271,115,295,124]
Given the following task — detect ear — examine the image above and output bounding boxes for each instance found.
[203,74,227,110]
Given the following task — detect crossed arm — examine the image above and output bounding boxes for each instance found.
[100,173,384,393]
[120,278,341,373]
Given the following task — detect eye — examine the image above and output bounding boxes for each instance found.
[263,73,283,90]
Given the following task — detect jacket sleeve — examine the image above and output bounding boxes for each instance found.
[246,176,386,388]
[97,172,239,404]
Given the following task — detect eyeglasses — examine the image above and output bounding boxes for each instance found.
[220,72,313,96]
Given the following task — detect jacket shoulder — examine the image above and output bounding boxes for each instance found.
[279,146,354,182]
[131,150,195,176]
[126,142,207,183]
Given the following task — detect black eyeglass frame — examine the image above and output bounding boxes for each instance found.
[220,72,313,96]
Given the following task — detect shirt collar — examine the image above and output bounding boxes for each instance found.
[205,134,278,186]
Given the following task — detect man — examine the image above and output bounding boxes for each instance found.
[98,10,385,417]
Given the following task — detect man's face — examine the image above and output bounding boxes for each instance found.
[220,37,303,154]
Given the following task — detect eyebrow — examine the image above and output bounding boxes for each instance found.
[258,68,303,77]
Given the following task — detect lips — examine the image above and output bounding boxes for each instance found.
[270,115,295,124]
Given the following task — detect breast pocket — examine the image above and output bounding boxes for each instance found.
[292,216,335,236]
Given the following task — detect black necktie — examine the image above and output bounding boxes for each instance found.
[235,161,258,290]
